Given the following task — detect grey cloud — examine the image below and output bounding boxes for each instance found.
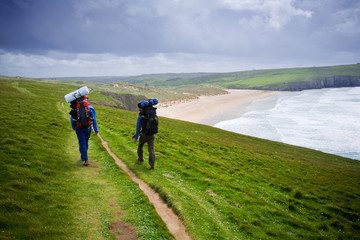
[0,0,359,77]
[220,0,313,29]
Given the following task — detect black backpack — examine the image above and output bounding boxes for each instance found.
[141,106,158,135]
[69,97,92,128]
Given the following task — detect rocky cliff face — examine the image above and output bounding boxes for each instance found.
[100,91,147,111]
[265,76,360,91]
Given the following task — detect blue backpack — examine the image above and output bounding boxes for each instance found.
[138,99,159,135]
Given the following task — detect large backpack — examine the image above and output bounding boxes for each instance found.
[141,106,158,135]
[69,96,92,128]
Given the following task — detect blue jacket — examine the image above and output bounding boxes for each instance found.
[134,114,146,140]
[70,104,99,133]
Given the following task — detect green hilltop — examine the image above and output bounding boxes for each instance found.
[177,64,360,90]
[109,63,360,91]
[1,77,360,239]
[39,63,360,95]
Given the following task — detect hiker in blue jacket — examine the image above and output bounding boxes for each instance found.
[133,100,158,170]
[70,103,99,166]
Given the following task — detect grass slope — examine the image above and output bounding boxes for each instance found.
[1,78,360,239]
[99,107,360,239]
[0,79,173,239]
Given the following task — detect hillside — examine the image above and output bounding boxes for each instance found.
[42,64,360,91]
[107,64,360,91]
[1,78,360,239]
[177,64,360,90]
[39,77,227,110]
[50,72,216,85]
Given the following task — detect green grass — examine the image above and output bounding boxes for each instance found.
[98,106,360,239]
[0,79,173,239]
[1,77,360,239]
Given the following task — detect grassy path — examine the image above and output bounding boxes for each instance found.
[0,79,175,239]
[61,94,188,238]
[97,134,191,240]
[57,95,175,239]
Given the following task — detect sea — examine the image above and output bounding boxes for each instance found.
[214,87,360,160]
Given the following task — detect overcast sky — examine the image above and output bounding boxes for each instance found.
[0,0,359,78]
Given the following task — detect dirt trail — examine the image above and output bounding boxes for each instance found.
[97,134,191,240]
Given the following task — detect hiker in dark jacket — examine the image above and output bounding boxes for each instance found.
[133,101,158,170]
[70,103,99,166]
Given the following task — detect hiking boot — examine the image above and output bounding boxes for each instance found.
[83,161,89,166]
[150,166,154,170]
[137,157,144,163]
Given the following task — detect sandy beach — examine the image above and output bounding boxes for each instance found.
[157,89,279,126]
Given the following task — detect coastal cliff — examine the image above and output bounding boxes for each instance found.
[282,76,360,91]
[176,64,360,91]
[259,75,360,91]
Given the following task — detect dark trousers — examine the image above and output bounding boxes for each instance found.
[75,127,92,161]
[137,135,155,167]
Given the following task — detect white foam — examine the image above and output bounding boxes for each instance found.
[215,87,360,160]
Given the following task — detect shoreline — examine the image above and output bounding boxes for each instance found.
[157,89,279,126]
